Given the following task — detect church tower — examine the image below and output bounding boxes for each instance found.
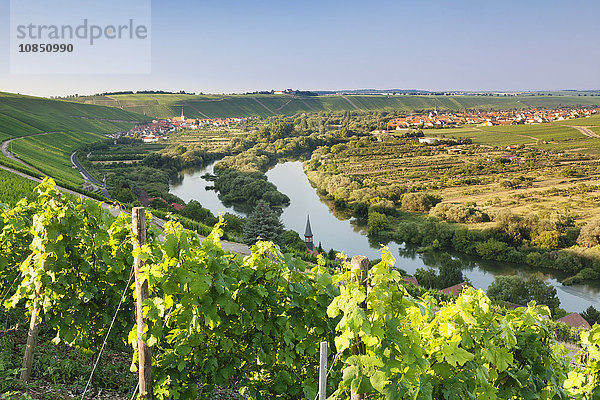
[181,107,185,121]
[304,215,318,255]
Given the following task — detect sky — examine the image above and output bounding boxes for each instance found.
[0,0,599,97]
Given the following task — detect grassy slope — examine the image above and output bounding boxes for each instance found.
[67,93,600,119]
[0,92,147,184]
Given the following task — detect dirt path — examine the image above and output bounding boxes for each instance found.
[253,98,277,115]
[1,132,54,175]
[273,98,293,112]
[568,125,600,138]
[182,101,211,118]
[342,95,362,111]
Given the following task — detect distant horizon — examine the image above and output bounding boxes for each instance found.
[7,87,600,99]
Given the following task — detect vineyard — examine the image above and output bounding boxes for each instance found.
[0,169,38,205]
[65,92,600,119]
[0,179,599,399]
[11,131,106,184]
[307,116,600,224]
[0,92,145,142]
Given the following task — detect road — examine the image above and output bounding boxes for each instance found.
[70,151,111,198]
[568,125,600,138]
[1,132,54,175]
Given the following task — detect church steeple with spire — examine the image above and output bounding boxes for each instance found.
[181,106,185,122]
[304,215,318,255]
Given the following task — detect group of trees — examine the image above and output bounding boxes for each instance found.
[212,169,290,211]
[401,192,443,212]
[430,202,490,223]
[486,275,562,317]
[391,216,599,280]
[578,219,600,247]
[414,253,466,290]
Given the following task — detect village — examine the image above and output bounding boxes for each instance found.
[387,107,600,129]
[115,107,251,143]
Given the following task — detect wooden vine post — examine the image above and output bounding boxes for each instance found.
[20,256,43,383]
[319,341,328,400]
[350,255,369,400]
[132,207,152,399]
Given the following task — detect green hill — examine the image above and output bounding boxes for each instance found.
[0,92,147,142]
[66,92,600,119]
[0,92,147,185]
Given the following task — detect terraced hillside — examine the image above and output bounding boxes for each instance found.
[0,92,147,185]
[0,92,146,141]
[68,93,600,119]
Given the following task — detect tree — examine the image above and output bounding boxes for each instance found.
[180,200,217,225]
[581,306,600,326]
[437,253,465,289]
[401,192,442,212]
[577,219,600,247]
[487,275,561,316]
[367,211,389,235]
[414,253,465,290]
[242,200,285,246]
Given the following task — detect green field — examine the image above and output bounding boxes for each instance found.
[66,93,600,119]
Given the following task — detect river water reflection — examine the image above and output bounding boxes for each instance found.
[170,160,600,313]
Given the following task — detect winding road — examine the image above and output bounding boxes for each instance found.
[1,132,54,175]
[70,151,111,198]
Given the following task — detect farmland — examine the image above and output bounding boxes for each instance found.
[11,131,106,184]
[65,92,600,119]
[309,117,600,225]
[0,92,147,185]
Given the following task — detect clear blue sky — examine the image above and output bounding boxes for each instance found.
[1,0,599,97]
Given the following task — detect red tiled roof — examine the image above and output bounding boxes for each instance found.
[442,282,470,297]
[557,313,591,329]
[171,203,185,211]
[402,276,419,287]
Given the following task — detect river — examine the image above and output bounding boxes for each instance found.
[170,160,600,313]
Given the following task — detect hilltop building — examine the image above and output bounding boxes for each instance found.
[304,215,319,256]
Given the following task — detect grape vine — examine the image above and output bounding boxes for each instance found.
[0,178,599,399]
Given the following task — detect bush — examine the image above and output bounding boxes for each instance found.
[475,239,509,260]
[401,192,442,212]
[554,251,583,274]
[429,203,490,223]
[577,219,600,247]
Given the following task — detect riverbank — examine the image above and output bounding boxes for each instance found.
[171,160,600,313]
